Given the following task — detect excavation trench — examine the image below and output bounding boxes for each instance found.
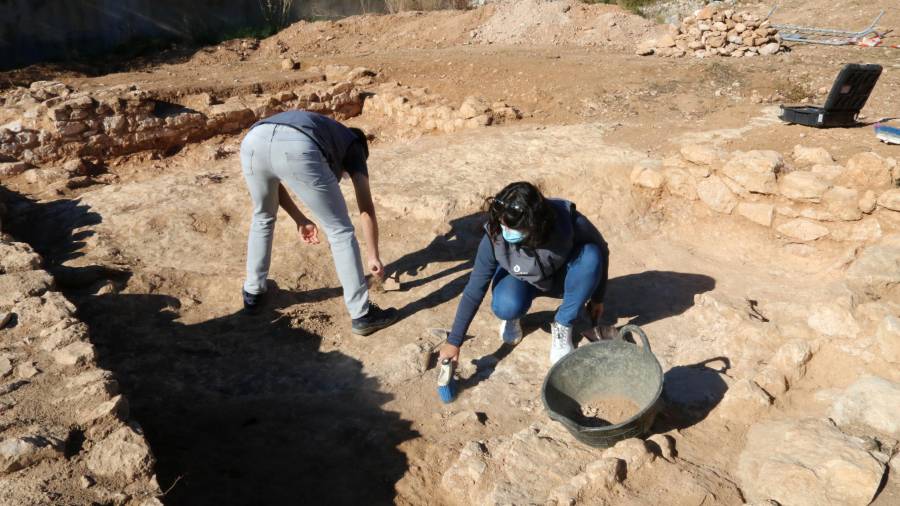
[4,190,422,505]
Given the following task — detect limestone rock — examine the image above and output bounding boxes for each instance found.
[716,378,771,420]
[858,190,877,214]
[15,362,39,379]
[0,270,54,306]
[280,58,299,71]
[807,304,860,337]
[62,158,88,177]
[810,164,845,182]
[458,96,490,119]
[877,188,900,211]
[770,339,813,384]
[0,161,30,177]
[876,315,900,364]
[51,340,95,366]
[441,423,595,505]
[0,435,64,475]
[829,218,882,243]
[630,164,665,190]
[845,234,900,299]
[828,376,900,435]
[793,145,834,167]
[697,175,736,213]
[776,218,829,241]
[0,241,42,273]
[657,34,676,48]
[680,144,721,165]
[722,150,782,194]
[736,202,774,227]
[737,418,886,506]
[753,366,788,396]
[821,186,862,221]
[756,42,778,55]
[779,171,830,202]
[838,152,893,189]
[441,441,488,499]
[604,438,655,471]
[0,356,11,378]
[646,434,674,460]
[86,426,155,481]
[664,168,698,200]
[584,457,625,489]
[78,395,129,426]
[39,319,88,352]
[635,45,655,56]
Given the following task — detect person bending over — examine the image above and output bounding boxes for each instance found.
[239,110,397,335]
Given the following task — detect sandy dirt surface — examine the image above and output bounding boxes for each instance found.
[2,1,900,505]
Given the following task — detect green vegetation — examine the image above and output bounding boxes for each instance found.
[383,0,469,13]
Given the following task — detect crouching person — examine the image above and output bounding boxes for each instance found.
[439,181,609,365]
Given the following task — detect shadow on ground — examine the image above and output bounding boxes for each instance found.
[460,270,718,390]
[78,291,417,505]
[655,357,731,432]
[3,188,417,505]
[290,211,485,324]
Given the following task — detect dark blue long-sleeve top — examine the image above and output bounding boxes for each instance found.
[447,211,608,347]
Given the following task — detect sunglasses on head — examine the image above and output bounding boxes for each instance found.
[489,196,525,220]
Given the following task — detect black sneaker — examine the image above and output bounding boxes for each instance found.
[242,289,266,315]
[351,302,398,336]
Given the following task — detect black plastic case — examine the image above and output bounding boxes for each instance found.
[779,63,883,128]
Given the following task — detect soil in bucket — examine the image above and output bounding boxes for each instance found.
[575,395,641,427]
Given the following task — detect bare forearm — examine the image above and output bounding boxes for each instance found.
[359,211,379,258]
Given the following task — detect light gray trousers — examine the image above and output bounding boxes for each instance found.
[240,123,369,319]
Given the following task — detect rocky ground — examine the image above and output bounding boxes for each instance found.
[1,0,900,505]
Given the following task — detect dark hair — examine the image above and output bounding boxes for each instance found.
[485,181,555,248]
[348,127,369,160]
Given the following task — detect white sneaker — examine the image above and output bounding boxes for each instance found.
[499,319,523,345]
[550,322,574,365]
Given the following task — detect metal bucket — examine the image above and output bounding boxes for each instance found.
[541,324,663,448]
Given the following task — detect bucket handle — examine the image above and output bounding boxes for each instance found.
[616,324,652,354]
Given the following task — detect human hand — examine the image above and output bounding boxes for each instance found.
[297,220,320,245]
[368,255,385,280]
[438,343,460,363]
[588,301,604,324]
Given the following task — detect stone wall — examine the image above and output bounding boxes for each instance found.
[631,143,900,245]
[0,204,162,505]
[363,82,522,135]
[0,67,372,184]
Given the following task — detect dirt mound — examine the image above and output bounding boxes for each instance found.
[254,0,659,57]
[473,0,659,49]
[257,8,489,57]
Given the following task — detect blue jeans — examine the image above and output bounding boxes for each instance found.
[490,243,604,326]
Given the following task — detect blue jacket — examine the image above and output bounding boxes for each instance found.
[447,203,608,347]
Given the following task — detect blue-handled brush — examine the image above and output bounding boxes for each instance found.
[437,358,457,403]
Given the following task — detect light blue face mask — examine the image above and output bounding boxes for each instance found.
[501,224,527,244]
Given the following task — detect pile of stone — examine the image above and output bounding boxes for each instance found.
[631,144,900,243]
[638,5,783,58]
[0,221,161,504]
[364,82,522,135]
